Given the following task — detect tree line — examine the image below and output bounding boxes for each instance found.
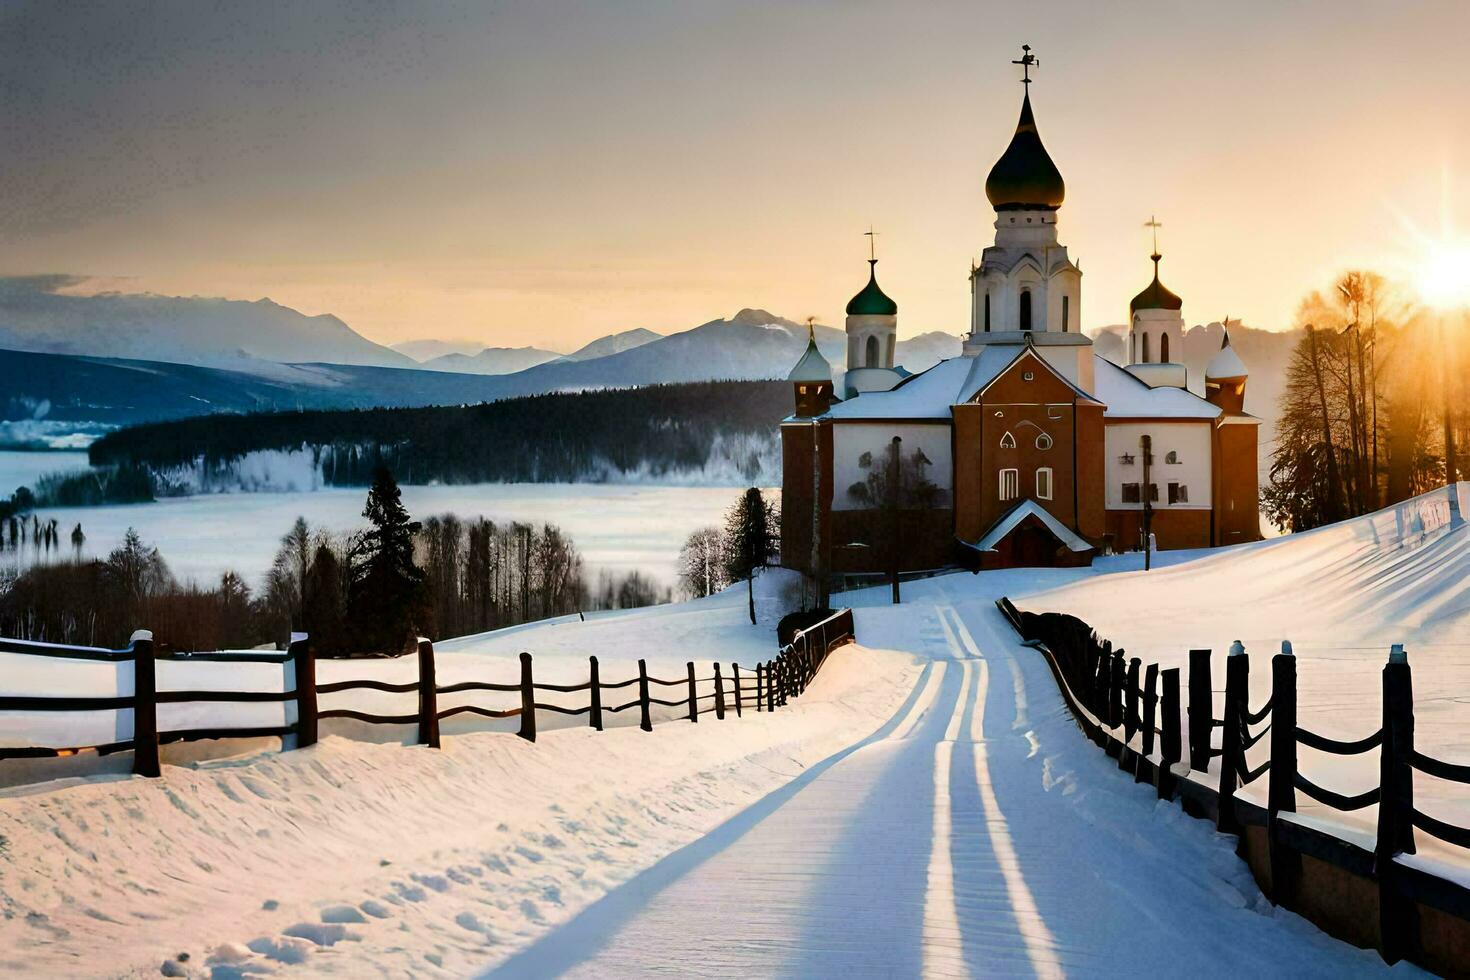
[84,380,788,490]
[0,468,671,653]
[1264,270,1462,532]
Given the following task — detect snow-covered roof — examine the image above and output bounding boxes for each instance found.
[787,338,832,383]
[971,499,1094,554]
[825,356,972,419]
[1206,341,1249,380]
[1092,356,1220,420]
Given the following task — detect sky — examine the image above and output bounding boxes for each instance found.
[2,0,1467,352]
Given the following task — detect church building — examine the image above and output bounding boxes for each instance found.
[780,49,1261,582]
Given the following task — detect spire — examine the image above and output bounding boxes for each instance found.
[985,46,1065,212]
[787,321,832,383]
[846,258,898,316]
[1130,249,1183,313]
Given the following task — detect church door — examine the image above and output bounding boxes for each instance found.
[1010,525,1055,566]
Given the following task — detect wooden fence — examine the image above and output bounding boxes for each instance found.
[996,597,1470,974]
[0,608,856,778]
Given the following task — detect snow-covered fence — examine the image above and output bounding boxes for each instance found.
[997,596,1470,975]
[0,608,855,780]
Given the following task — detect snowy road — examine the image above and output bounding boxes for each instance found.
[489,599,1398,978]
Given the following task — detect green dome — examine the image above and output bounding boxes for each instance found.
[1130,254,1183,313]
[985,92,1066,212]
[846,259,898,316]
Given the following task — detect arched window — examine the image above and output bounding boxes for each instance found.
[984,293,991,332]
[1165,450,1180,464]
[865,334,880,368]
[1019,289,1033,331]
[999,431,1016,449]
[1035,432,1053,450]
[1035,467,1053,500]
[999,468,1019,501]
[1142,332,1151,364]
[1160,333,1170,362]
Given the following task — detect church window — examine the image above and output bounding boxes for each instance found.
[1142,332,1151,363]
[1019,290,1033,331]
[865,335,880,369]
[1000,468,1019,501]
[1122,482,1141,503]
[1148,483,1160,502]
[1035,432,1053,450]
[984,293,991,332]
[1023,371,1035,382]
[1168,482,1189,504]
[999,431,1016,449]
[1160,333,1170,362]
[1165,450,1180,464]
[1062,296,1070,332]
[799,385,807,394]
[1036,467,1053,500]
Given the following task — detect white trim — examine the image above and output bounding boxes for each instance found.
[999,431,1017,449]
[971,499,1093,554]
[999,468,1019,501]
[1036,467,1054,500]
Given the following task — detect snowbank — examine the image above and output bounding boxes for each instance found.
[0,591,921,978]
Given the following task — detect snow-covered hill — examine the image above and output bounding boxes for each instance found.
[556,327,662,362]
[0,275,412,370]
[389,338,486,362]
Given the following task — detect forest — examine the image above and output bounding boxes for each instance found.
[85,380,789,490]
[1263,270,1469,532]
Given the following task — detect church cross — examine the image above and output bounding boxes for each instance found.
[1144,215,1163,255]
[864,226,878,261]
[1012,44,1039,87]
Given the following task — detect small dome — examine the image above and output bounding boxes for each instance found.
[1130,254,1183,313]
[846,260,897,316]
[787,332,832,383]
[1206,330,1249,379]
[985,92,1066,212]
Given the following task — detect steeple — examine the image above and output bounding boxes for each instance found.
[1129,252,1183,313]
[788,317,835,418]
[985,46,1065,213]
[846,259,898,316]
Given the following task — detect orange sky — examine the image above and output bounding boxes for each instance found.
[1,1,1466,351]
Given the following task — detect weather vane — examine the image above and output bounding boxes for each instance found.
[1012,44,1039,86]
[1144,214,1162,257]
[864,226,878,262]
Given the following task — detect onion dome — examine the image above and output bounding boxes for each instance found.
[1130,253,1183,313]
[1206,329,1249,379]
[985,92,1066,212]
[846,259,897,316]
[787,324,832,382]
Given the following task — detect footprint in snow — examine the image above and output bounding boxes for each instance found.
[282,922,352,947]
[411,873,451,893]
[247,935,313,965]
[319,904,367,924]
[359,899,393,919]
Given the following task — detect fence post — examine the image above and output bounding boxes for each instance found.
[1124,657,1141,744]
[766,662,776,712]
[417,639,440,748]
[1217,641,1248,834]
[732,664,743,717]
[637,658,653,732]
[714,663,726,720]
[1376,644,1419,964]
[130,630,160,778]
[687,661,699,723]
[1139,662,1158,783]
[588,656,603,731]
[1267,641,1298,905]
[1160,667,1182,799]
[1188,648,1212,771]
[1108,652,1125,730]
[755,663,764,713]
[1094,640,1112,718]
[289,632,318,750]
[517,651,536,743]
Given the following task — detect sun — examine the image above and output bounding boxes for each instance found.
[1416,239,1470,311]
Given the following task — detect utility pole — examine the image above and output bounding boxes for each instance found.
[889,435,902,605]
[1141,434,1154,571]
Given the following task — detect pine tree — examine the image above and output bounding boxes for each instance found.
[301,544,348,656]
[725,487,779,625]
[347,467,426,654]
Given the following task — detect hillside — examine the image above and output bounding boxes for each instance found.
[0,274,411,370]
[422,346,561,375]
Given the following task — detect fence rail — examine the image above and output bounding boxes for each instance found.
[996,596,1470,973]
[0,609,857,777]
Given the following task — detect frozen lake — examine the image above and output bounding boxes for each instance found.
[0,451,758,588]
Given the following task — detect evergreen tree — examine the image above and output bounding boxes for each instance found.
[347,467,426,654]
[724,487,779,625]
[301,544,348,656]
